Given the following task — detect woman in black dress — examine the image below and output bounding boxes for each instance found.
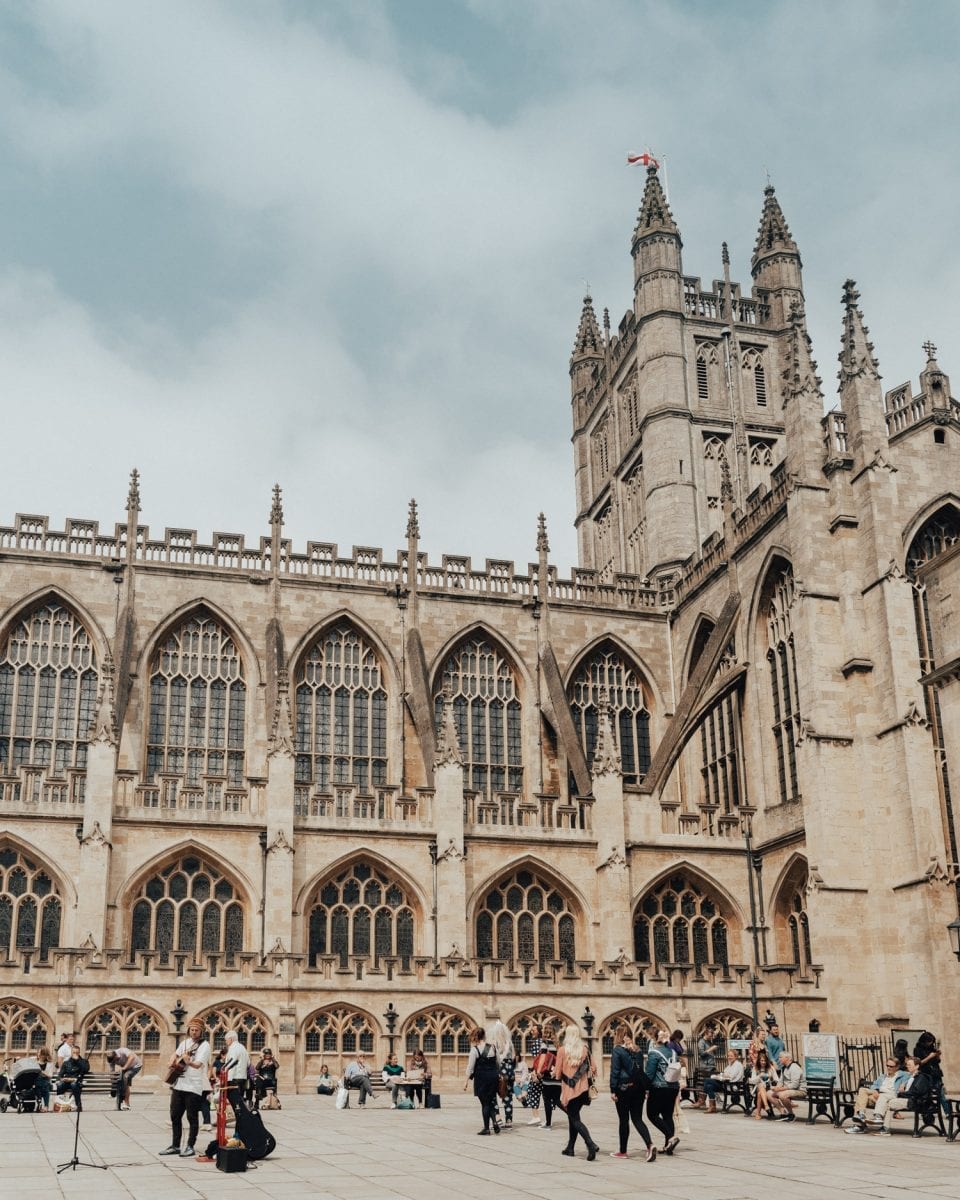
[609,1026,655,1161]
[465,1027,501,1134]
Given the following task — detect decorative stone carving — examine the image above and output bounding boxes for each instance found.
[599,846,627,871]
[805,866,825,896]
[436,838,465,864]
[268,669,295,758]
[434,683,463,768]
[922,857,958,886]
[591,688,622,777]
[903,700,928,728]
[267,829,294,855]
[90,654,118,747]
[81,821,110,849]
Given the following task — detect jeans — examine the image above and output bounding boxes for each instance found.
[541,1083,560,1127]
[614,1089,652,1151]
[563,1093,596,1151]
[477,1082,499,1131]
[646,1086,677,1141]
[170,1089,202,1148]
[347,1075,374,1105]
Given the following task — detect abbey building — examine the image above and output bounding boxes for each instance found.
[1,166,958,1085]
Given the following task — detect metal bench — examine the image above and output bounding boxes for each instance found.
[804,1077,836,1125]
[719,1077,753,1115]
[945,1096,960,1141]
[911,1086,946,1138]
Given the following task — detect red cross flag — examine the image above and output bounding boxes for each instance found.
[626,152,660,168]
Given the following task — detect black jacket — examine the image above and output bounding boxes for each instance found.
[900,1071,933,1110]
[609,1045,645,1094]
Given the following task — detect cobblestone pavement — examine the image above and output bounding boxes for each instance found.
[4,1092,958,1200]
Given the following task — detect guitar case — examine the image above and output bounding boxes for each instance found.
[234,1097,276,1160]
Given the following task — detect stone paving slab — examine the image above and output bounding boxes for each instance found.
[3,1092,957,1200]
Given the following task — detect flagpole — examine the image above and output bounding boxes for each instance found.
[661,154,670,204]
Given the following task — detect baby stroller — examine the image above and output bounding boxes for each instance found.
[0,1057,43,1113]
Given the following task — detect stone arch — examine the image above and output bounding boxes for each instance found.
[633,860,744,925]
[119,843,252,965]
[683,613,718,685]
[0,586,109,668]
[506,1005,575,1057]
[429,621,533,699]
[116,839,257,911]
[467,854,590,932]
[597,1007,667,1059]
[135,597,262,686]
[0,839,68,962]
[469,858,583,967]
[401,1004,475,1079]
[0,995,54,1055]
[194,1001,272,1052]
[80,999,166,1065]
[901,494,960,569]
[300,1003,380,1067]
[0,832,76,912]
[562,633,663,712]
[769,853,813,969]
[300,854,422,967]
[746,547,795,656]
[694,1009,754,1042]
[287,609,401,695]
[294,847,426,919]
[632,862,744,970]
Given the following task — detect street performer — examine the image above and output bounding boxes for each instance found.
[159,1017,211,1159]
[222,1030,250,1118]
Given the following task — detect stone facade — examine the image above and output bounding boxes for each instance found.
[1,168,958,1088]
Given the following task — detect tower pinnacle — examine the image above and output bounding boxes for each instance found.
[838,279,880,384]
[752,183,798,270]
[633,164,679,238]
[571,294,603,359]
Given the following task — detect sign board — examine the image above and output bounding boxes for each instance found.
[729,1039,752,1052]
[802,1032,839,1083]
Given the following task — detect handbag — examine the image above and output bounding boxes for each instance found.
[497,1074,509,1099]
[335,1084,350,1110]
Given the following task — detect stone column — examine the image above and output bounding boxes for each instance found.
[75,656,118,949]
[262,672,295,957]
[591,691,632,962]
[432,686,467,959]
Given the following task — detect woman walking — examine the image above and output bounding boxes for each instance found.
[489,1021,516,1128]
[644,1028,680,1155]
[466,1027,501,1135]
[555,1024,599,1161]
[525,1023,544,1125]
[608,1027,655,1162]
[537,1025,562,1131]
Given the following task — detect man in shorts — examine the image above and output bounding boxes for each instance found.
[106,1047,142,1110]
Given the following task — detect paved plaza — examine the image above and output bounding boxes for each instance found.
[5,1092,958,1200]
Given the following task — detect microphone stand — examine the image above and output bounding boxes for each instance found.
[56,1080,107,1174]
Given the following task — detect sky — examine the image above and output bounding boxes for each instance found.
[0,0,956,574]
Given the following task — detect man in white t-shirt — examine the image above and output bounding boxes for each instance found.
[222,1030,250,1117]
[159,1018,211,1158]
[56,1033,74,1064]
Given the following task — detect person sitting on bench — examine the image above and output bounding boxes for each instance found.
[343,1053,375,1106]
[853,1057,909,1126]
[769,1053,805,1121]
[878,1056,932,1132]
[702,1049,744,1113]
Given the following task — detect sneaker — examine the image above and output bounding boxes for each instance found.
[120,1103,130,1111]
[877,1129,891,1137]
[180,1146,196,1157]
[869,1116,884,1124]
[158,1146,180,1156]
[664,1136,679,1155]
[541,1123,552,1130]
[845,1126,863,1134]
[390,1103,397,1109]
[527,1118,541,1126]
[645,1144,657,1163]
[784,1113,796,1123]
[504,1121,512,1128]
[200,1123,213,1132]
[609,1151,628,1158]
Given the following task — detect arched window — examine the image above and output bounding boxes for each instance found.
[307,860,415,968]
[773,859,814,971]
[0,846,62,961]
[146,611,246,802]
[598,1009,664,1059]
[434,636,522,800]
[748,439,775,494]
[295,621,388,794]
[303,1006,377,1057]
[762,564,801,805]
[622,383,639,438]
[198,1004,269,1052]
[568,643,651,785]
[83,1002,163,1058]
[696,341,721,403]
[634,873,730,970]
[698,691,742,824]
[475,867,576,967]
[509,1008,572,1057]
[129,853,244,966]
[403,1007,473,1078]
[702,435,728,530]
[0,998,51,1055]
[695,1010,753,1043]
[0,602,97,786]
[742,347,767,407]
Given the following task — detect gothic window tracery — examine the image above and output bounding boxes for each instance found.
[307,861,415,968]
[83,1002,162,1056]
[748,439,775,494]
[303,1005,377,1056]
[146,611,246,798]
[695,1010,752,1042]
[0,846,61,961]
[634,874,730,969]
[742,347,767,406]
[295,621,388,794]
[403,1007,472,1073]
[698,691,742,824]
[567,643,651,785]
[702,436,728,526]
[763,565,801,805]
[599,1009,663,1057]
[0,603,97,784]
[622,384,639,438]
[129,853,244,966]
[510,1007,572,1056]
[474,867,576,966]
[198,1003,268,1052]
[592,416,610,481]
[434,636,522,800]
[696,341,720,403]
[0,999,50,1054]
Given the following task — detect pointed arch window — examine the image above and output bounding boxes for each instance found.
[762,565,801,804]
[0,999,51,1055]
[129,853,244,966]
[0,603,97,784]
[702,435,728,525]
[696,341,721,403]
[567,643,651,785]
[634,873,730,971]
[0,846,61,961]
[403,1008,472,1072]
[199,1004,268,1052]
[304,1006,377,1056]
[434,635,522,800]
[146,611,246,796]
[698,690,742,825]
[742,347,767,407]
[83,1002,162,1056]
[307,860,414,968]
[295,621,388,794]
[475,867,576,967]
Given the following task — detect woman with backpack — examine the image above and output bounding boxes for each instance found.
[534,1026,562,1130]
[466,1027,501,1134]
[555,1023,600,1161]
[608,1027,656,1162]
[644,1028,681,1155]
[489,1020,516,1128]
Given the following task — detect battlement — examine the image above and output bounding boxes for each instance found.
[682,276,771,325]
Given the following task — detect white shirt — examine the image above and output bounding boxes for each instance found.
[173,1038,211,1094]
[224,1040,250,1083]
[57,1042,73,1062]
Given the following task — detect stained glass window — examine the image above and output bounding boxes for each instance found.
[634,874,730,968]
[129,854,243,965]
[0,846,61,961]
[434,636,523,800]
[307,862,415,967]
[568,643,651,785]
[295,622,388,793]
[146,611,245,790]
[0,604,97,778]
[475,868,575,966]
[764,566,800,805]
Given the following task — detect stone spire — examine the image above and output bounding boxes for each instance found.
[536,512,549,555]
[125,468,140,565]
[269,483,283,577]
[591,688,622,777]
[572,293,603,359]
[633,164,679,238]
[751,184,798,270]
[270,483,284,528]
[838,280,881,385]
[434,682,463,768]
[126,468,141,517]
[406,498,420,540]
[919,339,952,411]
[782,300,827,479]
